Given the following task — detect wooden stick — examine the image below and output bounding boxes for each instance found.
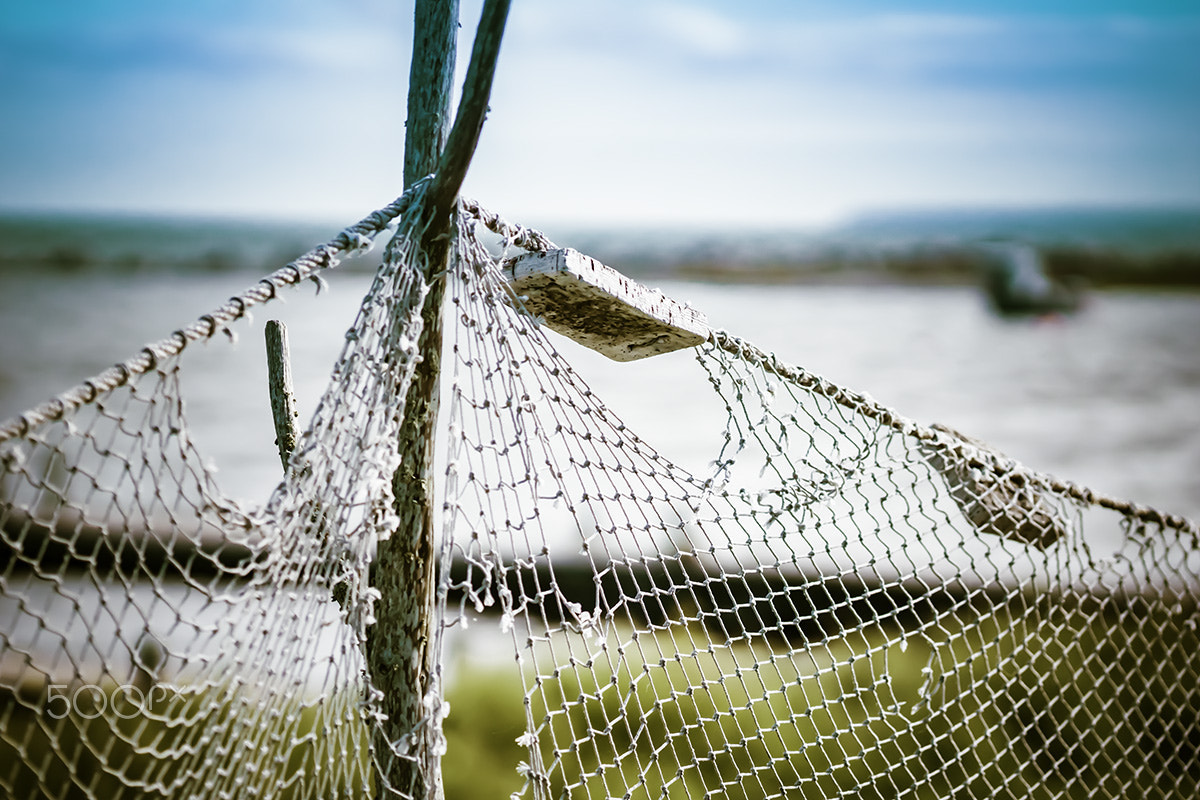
[370,2,512,795]
[403,0,460,188]
[425,0,513,231]
[368,2,458,799]
[264,320,299,470]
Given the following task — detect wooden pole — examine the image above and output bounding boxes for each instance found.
[367,1,511,796]
[423,0,514,229]
[264,320,299,470]
[403,0,460,188]
[367,1,458,798]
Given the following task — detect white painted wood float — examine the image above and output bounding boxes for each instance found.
[503,248,710,362]
[920,423,1067,551]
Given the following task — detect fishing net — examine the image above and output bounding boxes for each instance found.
[2,180,1198,800]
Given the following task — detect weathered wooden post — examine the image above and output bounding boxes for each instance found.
[365,2,457,797]
[264,320,299,470]
[365,1,510,797]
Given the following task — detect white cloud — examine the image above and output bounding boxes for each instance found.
[207,25,406,74]
[460,7,1200,227]
[645,5,748,59]
[4,2,1197,226]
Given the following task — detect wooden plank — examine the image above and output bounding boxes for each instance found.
[506,248,710,361]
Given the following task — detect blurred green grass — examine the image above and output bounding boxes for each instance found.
[0,680,371,799]
[3,600,1198,798]
[447,600,1200,800]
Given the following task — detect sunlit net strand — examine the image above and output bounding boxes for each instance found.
[460,198,557,254]
[0,189,442,799]
[458,231,840,796]
[448,224,766,796]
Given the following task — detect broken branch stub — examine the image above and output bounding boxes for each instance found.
[505,248,709,362]
[264,320,299,471]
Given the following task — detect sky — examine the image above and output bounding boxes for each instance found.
[1,0,1198,229]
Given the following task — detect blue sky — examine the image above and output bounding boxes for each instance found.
[1,1,1198,227]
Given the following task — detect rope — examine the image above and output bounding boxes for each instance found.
[4,189,1193,540]
[709,328,1200,537]
[460,198,557,253]
[0,180,429,444]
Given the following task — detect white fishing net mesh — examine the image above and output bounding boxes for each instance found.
[2,184,1198,799]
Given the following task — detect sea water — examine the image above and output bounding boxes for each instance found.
[2,216,1199,684]
[1,266,1197,523]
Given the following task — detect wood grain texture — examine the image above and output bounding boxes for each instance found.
[404,0,460,188]
[425,0,512,230]
[370,3,514,795]
[264,320,298,470]
[506,248,710,361]
[369,2,458,798]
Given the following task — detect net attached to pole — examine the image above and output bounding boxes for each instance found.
[2,187,1199,799]
[0,184,436,799]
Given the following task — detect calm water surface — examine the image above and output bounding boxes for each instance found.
[1,270,1197,522]
[2,268,1198,680]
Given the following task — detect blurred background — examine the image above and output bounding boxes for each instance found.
[2,5,1200,797]
[1,0,1198,516]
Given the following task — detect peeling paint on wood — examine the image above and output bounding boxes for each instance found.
[505,248,710,361]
